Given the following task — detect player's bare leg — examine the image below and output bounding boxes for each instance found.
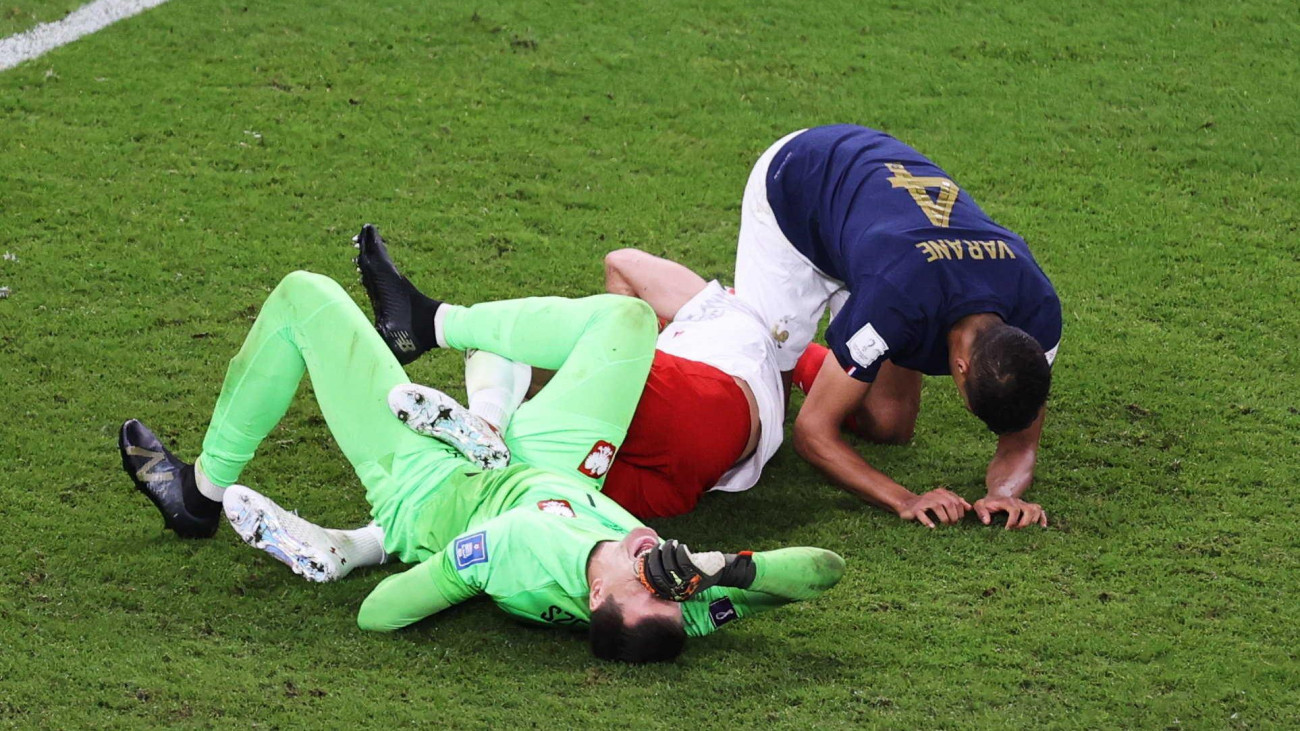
[851,361,922,444]
[603,248,707,323]
[794,345,921,444]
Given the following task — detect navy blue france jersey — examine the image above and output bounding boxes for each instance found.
[766,124,1061,382]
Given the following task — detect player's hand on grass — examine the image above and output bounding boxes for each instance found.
[973,496,1047,530]
[898,488,971,528]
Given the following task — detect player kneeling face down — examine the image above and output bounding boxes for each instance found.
[117,226,844,663]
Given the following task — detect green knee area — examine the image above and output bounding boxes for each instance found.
[591,294,658,351]
[271,270,349,308]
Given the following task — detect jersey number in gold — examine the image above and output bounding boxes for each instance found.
[885,163,959,228]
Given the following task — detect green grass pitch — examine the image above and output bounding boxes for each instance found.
[1,1,79,38]
[1,0,1297,726]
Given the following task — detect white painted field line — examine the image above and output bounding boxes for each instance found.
[0,0,174,72]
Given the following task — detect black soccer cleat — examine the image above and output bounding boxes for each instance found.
[353,223,442,365]
[119,419,220,539]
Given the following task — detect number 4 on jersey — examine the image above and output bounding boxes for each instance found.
[885,163,959,227]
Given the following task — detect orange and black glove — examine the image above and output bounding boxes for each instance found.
[636,539,757,602]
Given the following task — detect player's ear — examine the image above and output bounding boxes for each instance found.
[950,357,973,410]
[588,578,606,610]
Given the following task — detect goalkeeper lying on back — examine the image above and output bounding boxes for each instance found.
[118,232,843,663]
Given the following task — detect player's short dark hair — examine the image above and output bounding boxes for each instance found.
[966,323,1052,435]
[588,600,686,663]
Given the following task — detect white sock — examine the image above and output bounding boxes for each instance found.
[323,522,389,576]
[194,457,225,503]
[465,349,531,432]
[433,304,460,349]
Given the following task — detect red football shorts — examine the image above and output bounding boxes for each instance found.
[601,350,751,519]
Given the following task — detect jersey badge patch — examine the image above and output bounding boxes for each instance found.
[771,317,792,347]
[453,531,488,570]
[537,499,576,518]
[577,440,617,478]
[709,597,739,628]
[846,322,888,369]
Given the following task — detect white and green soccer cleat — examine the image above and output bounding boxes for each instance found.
[388,383,510,470]
[223,485,345,583]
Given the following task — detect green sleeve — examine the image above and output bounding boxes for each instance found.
[357,551,481,632]
[683,548,845,637]
[749,547,845,600]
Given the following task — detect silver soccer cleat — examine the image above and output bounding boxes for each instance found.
[223,485,344,583]
[388,383,510,470]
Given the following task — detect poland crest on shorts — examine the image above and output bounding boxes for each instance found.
[578,440,617,478]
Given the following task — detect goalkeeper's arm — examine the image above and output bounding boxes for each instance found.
[641,542,844,602]
[357,551,480,632]
[740,547,846,600]
[682,547,845,637]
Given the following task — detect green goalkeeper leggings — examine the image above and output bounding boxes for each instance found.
[198,271,657,538]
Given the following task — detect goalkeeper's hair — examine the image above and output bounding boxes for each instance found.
[967,323,1051,435]
[588,600,685,663]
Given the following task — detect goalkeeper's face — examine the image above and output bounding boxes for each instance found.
[588,528,683,626]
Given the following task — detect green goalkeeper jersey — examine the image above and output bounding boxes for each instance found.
[357,464,842,636]
[359,463,638,632]
[188,272,840,640]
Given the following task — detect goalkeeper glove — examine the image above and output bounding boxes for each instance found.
[635,539,757,601]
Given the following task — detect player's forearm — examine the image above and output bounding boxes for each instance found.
[793,422,914,513]
[749,547,845,601]
[358,579,455,631]
[985,446,1035,499]
[693,549,844,631]
[356,556,476,632]
[984,408,1044,499]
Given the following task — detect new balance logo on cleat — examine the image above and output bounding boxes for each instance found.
[124,445,173,483]
[118,419,219,539]
[392,331,418,353]
[352,223,444,365]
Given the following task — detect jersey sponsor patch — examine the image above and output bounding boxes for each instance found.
[537,499,576,518]
[539,605,587,626]
[453,531,489,570]
[578,440,617,478]
[708,597,739,628]
[845,322,888,369]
